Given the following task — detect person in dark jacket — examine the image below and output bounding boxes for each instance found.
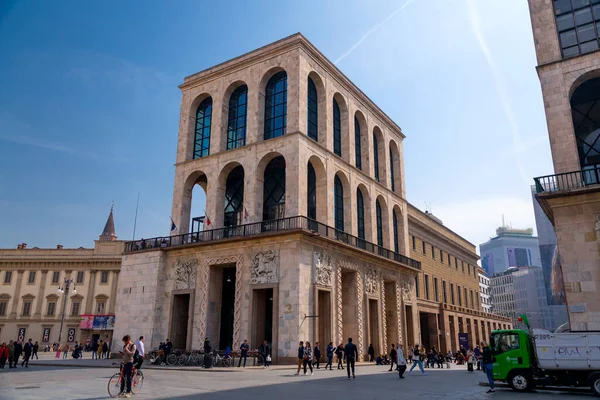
[388,344,397,371]
[312,342,321,369]
[325,342,334,370]
[203,338,212,368]
[8,340,16,368]
[14,340,23,368]
[344,338,359,379]
[21,339,33,367]
[102,341,109,359]
[92,341,99,360]
[368,344,375,362]
[481,341,495,393]
[335,343,344,370]
[238,339,249,367]
[32,341,39,360]
[294,341,304,375]
[261,340,270,368]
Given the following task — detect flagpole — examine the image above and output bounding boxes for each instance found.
[132,192,140,240]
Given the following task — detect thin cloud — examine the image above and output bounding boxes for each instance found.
[334,0,417,65]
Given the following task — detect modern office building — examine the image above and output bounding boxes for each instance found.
[479,272,492,313]
[479,226,542,276]
[112,33,510,362]
[528,0,600,331]
[0,208,124,345]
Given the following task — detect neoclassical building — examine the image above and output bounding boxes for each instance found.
[114,33,508,362]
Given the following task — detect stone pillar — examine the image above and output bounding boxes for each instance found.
[357,271,365,361]
[209,92,225,155]
[380,278,387,354]
[108,271,120,314]
[467,317,475,349]
[9,270,24,318]
[440,313,450,353]
[395,281,404,345]
[84,270,97,314]
[34,270,48,318]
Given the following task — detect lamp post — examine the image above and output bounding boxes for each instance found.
[57,278,76,344]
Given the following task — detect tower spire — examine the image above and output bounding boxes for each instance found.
[99,202,117,241]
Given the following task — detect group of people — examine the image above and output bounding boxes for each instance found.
[293,338,359,379]
[236,339,271,368]
[0,339,36,369]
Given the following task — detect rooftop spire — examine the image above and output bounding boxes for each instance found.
[99,202,117,241]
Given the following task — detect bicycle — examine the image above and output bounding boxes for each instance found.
[177,352,202,366]
[107,362,144,398]
[149,349,178,365]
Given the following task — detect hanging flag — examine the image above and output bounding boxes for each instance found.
[244,207,249,221]
[204,210,211,227]
[170,217,177,232]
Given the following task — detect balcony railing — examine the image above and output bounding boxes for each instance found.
[534,166,600,194]
[125,215,421,270]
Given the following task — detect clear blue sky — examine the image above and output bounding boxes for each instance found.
[0,0,553,251]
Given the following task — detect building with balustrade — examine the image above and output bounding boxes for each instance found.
[113,33,510,362]
[0,207,123,346]
[529,0,600,331]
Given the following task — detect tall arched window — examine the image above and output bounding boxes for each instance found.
[307,77,318,141]
[357,189,365,240]
[355,117,362,170]
[263,156,286,220]
[572,77,600,175]
[334,175,344,231]
[193,97,213,159]
[224,166,244,227]
[307,162,316,220]
[393,209,399,253]
[373,133,380,182]
[333,99,342,156]
[376,199,383,247]
[227,85,248,150]
[389,146,395,192]
[264,71,287,140]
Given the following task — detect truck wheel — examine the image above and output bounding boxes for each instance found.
[588,372,600,396]
[508,371,532,392]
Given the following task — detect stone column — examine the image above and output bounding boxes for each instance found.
[85,270,98,314]
[440,313,451,353]
[34,270,48,318]
[9,270,25,318]
[356,270,365,361]
[395,281,403,345]
[380,277,387,354]
[209,92,224,155]
[108,271,120,314]
[467,317,475,349]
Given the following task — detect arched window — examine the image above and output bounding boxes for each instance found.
[307,77,318,141]
[334,175,344,231]
[333,99,342,156]
[355,117,362,170]
[389,146,395,192]
[572,77,600,175]
[376,199,383,247]
[373,133,380,182]
[227,85,248,150]
[307,162,316,220]
[224,166,244,227]
[393,209,399,253]
[263,156,286,220]
[357,189,365,240]
[193,97,212,159]
[264,71,287,140]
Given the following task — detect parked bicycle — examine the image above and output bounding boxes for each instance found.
[178,351,202,366]
[107,362,144,398]
[149,349,177,365]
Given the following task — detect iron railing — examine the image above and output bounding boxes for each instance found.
[534,166,600,194]
[125,215,421,270]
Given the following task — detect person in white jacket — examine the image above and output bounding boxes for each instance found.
[397,343,407,378]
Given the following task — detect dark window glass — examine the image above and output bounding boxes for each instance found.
[556,12,575,31]
[561,29,579,47]
[52,271,60,284]
[224,166,244,227]
[263,156,286,220]
[458,285,462,306]
[389,146,395,192]
[580,39,599,52]
[393,210,399,253]
[424,274,430,300]
[441,250,444,263]
[333,99,342,156]
[432,245,435,259]
[193,97,212,159]
[434,277,439,302]
[373,133,380,181]
[227,85,248,150]
[76,271,84,284]
[448,253,451,265]
[0,301,6,316]
[307,77,318,141]
[575,7,593,24]
[573,0,591,9]
[563,44,581,57]
[595,4,600,19]
[334,175,344,231]
[443,281,447,303]
[450,283,455,305]
[422,240,426,254]
[492,333,520,354]
[307,163,316,220]
[555,0,600,57]
[4,271,12,284]
[101,271,109,284]
[571,77,600,170]
[455,258,458,269]
[357,189,365,240]
[355,117,362,170]
[412,236,416,250]
[23,301,31,316]
[28,272,35,284]
[555,0,572,14]
[416,276,420,298]
[264,71,287,140]
[376,200,383,247]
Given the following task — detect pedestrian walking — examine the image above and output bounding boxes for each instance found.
[21,339,33,368]
[481,341,495,393]
[14,340,23,367]
[92,341,99,360]
[388,344,397,371]
[55,344,61,359]
[102,341,109,359]
[312,342,321,369]
[397,344,407,378]
[0,342,8,370]
[325,342,334,370]
[238,339,249,367]
[32,341,39,360]
[335,343,344,370]
[63,344,69,359]
[135,336,145,370]
[8,340,16,368]
[294,341,305,376]
[467,348,475,372]
[368,343,375,362]
[408,344,427,375]
[344,337,358,379]
[474,345,481,370]
[303,341,314,375]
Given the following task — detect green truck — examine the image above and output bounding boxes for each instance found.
[490,315,600,395]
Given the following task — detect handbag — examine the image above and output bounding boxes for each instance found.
[266,355,271,362]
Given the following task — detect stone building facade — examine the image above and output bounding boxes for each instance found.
[528,1,600,330]
[0,208,123,345]
[113,33,508,362]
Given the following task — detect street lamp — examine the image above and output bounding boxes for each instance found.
[57,278,76,344]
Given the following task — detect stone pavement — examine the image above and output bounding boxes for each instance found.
[0,362,593,400]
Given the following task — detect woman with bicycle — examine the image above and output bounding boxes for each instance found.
[303,341,314,375]
[119,335,137,398]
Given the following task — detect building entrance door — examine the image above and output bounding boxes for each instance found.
[171,293,190,350]
[252,288,273,349]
